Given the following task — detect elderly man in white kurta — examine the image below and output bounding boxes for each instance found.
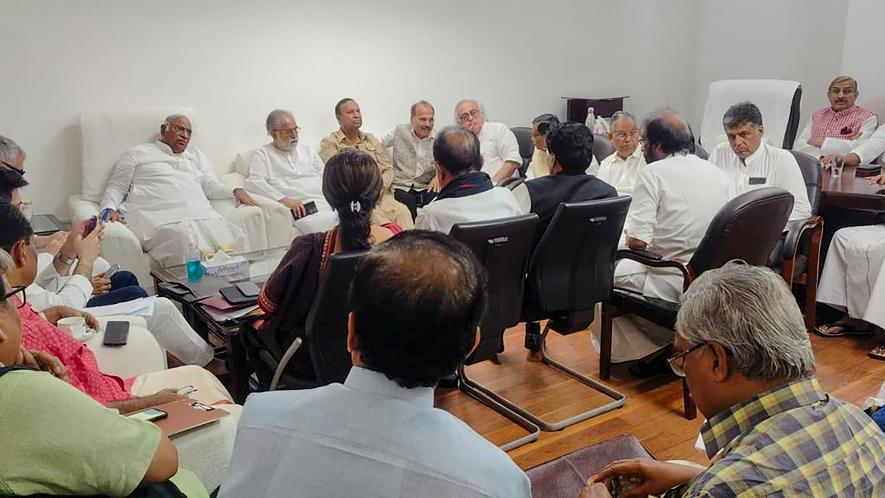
[101,115,264,266]
[793,76,877,159]
[592,111,730,364]
[815,172,885,360]
[597,111,646,196]
[455,99,522,184]
[709,102,812,223]
[246,109,337,236]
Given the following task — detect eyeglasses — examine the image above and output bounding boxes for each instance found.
[168,124,192,137]
[273,127,300,136]
[613,130,640,140]
[666,342,708,377]
[1,285,27,309]
[458,109,482,123]
[1,161,24,176]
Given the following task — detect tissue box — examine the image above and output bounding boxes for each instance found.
[203,251,248,278]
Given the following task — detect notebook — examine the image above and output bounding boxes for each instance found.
[143,399,230,437]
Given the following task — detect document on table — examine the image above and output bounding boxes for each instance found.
[86,296,157,317]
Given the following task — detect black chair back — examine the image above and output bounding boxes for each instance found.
[788,150,822,214]
[526,197,631,332]
[451,214,538,363]
[784,86,803,148]
[592,134,614,163]
[689,187,793,276]
[511,126,534,176]
[303,251,367,385]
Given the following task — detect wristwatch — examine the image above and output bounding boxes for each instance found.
[55,252,76,266]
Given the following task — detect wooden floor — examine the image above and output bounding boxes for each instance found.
[434,323,885,471]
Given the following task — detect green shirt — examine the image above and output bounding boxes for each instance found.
[0,367,206,497]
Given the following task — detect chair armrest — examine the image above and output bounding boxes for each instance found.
[68,194,100,224]
[615,249,694,291]
[501,177,525,190]
[782,215,823,262]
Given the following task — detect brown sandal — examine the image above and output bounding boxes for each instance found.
[870,344,885,361]
[813,321,875,338]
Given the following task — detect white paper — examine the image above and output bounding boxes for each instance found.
[202,304,258,323]
[85,296,156,317]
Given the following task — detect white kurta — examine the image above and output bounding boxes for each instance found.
[851,124,885,165]
[597,146,647,196]
[793,114,878,157]
[709,141,812,222]
[101,141,257,265]
[416,187,525,235]
[594,154,730,363]
[246,143,337,235]
[477,121,522,180]
[817,225,885,330]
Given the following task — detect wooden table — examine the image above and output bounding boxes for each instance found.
[821,166,885,211]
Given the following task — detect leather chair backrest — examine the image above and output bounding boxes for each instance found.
[511,126,535,176]
[526,196,631,315]
[304,251,367,385]
[450,214,539,363]
[689,187,793,276]
[592,134,614,163]
[788,150,822,214]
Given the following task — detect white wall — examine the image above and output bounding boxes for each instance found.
[691,0,849,128]
[1,0,700,217]
[841,0,885,116]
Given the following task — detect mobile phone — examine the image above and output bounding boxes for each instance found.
[292,201,318,220]
[129,408,168,422]
[235,281,261,297]
[83,216,98,235]
[99,207,112,224]
[103,264,120,278]
[158,282,192,296]
[103,320,130,346]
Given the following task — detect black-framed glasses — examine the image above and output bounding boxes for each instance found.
[1,161,24,176]
[666,342,708,377]
[1,285,27,309]
[273,127,300,136]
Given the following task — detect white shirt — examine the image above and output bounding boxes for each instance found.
[27,253,94,311]
[709,141,812,222]
[416,187,525,234]
[246,143,330,211]
[218,367,531,498]
[477,121,522,180]
[850,123,885,165]
[793,114,877,157]
[597,146,647,196]
[101,141,232,237]
[626,154,730,300]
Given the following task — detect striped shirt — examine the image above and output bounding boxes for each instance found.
[674,377,885,497]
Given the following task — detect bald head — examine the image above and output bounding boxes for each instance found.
[433,126,482,176]
[642,109,695,163]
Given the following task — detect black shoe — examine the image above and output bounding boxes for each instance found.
[438,374,459,389]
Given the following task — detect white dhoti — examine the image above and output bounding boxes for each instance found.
[589,260,679,363]
[145,297,215,366]
[293,210,339,236]
[130,365,240,491]
[817,225,885,329]
[140,218,247,267]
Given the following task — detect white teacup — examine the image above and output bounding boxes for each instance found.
[57,316,89,341]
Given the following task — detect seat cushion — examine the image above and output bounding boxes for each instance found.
[608,288,679,330]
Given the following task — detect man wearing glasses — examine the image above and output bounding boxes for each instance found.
[454,99,521,184]
[101,114,264,266]
[596,111,646,196]
[246,109,337,235]
[579,262,885,497]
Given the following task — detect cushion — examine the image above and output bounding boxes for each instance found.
[79,108,198,203]
[234,148,257,177]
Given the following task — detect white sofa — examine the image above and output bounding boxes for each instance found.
[68,109,294,288]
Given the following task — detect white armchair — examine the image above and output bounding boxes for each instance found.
[69,109,292,289]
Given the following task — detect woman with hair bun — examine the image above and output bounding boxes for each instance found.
[248,149,403,383]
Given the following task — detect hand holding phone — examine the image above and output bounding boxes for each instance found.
[129,408,168,422]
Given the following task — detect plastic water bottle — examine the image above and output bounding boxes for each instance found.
[186,240,204,282]
[585,107,596,131]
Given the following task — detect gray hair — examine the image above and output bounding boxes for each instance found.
[0,135,24,164]
[0,249,10,299]
[610,111,637,128]
[454,99,485,124]
[723,102,763,129]
[162,114,190,127]
[265,109,294,134]
[410,100,435,118]
[675,261,815,381]
[829,75,858,92]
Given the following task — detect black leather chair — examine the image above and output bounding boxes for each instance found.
[244,251,367,392]
[693,142,709,160]
[511,126,534,177]
[592,134,614,164]
[600,188,793,419]
[784,86,803,149]
[450,214,542,450]
[779,151,824,331]
[472,197,631,431]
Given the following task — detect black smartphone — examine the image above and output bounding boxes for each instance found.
[103,321,130,346]
[292,201,318,220]
[236,281,261,298]
[83,216,98,235]
[158,282,192,296]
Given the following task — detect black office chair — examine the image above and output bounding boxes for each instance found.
[244,251,367,392]
[592,134,614,163]
[778,151,824,331]
[600,188,793,419]
[784,86,803,149]
[450,214,542,450]
[511,126,534,177]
